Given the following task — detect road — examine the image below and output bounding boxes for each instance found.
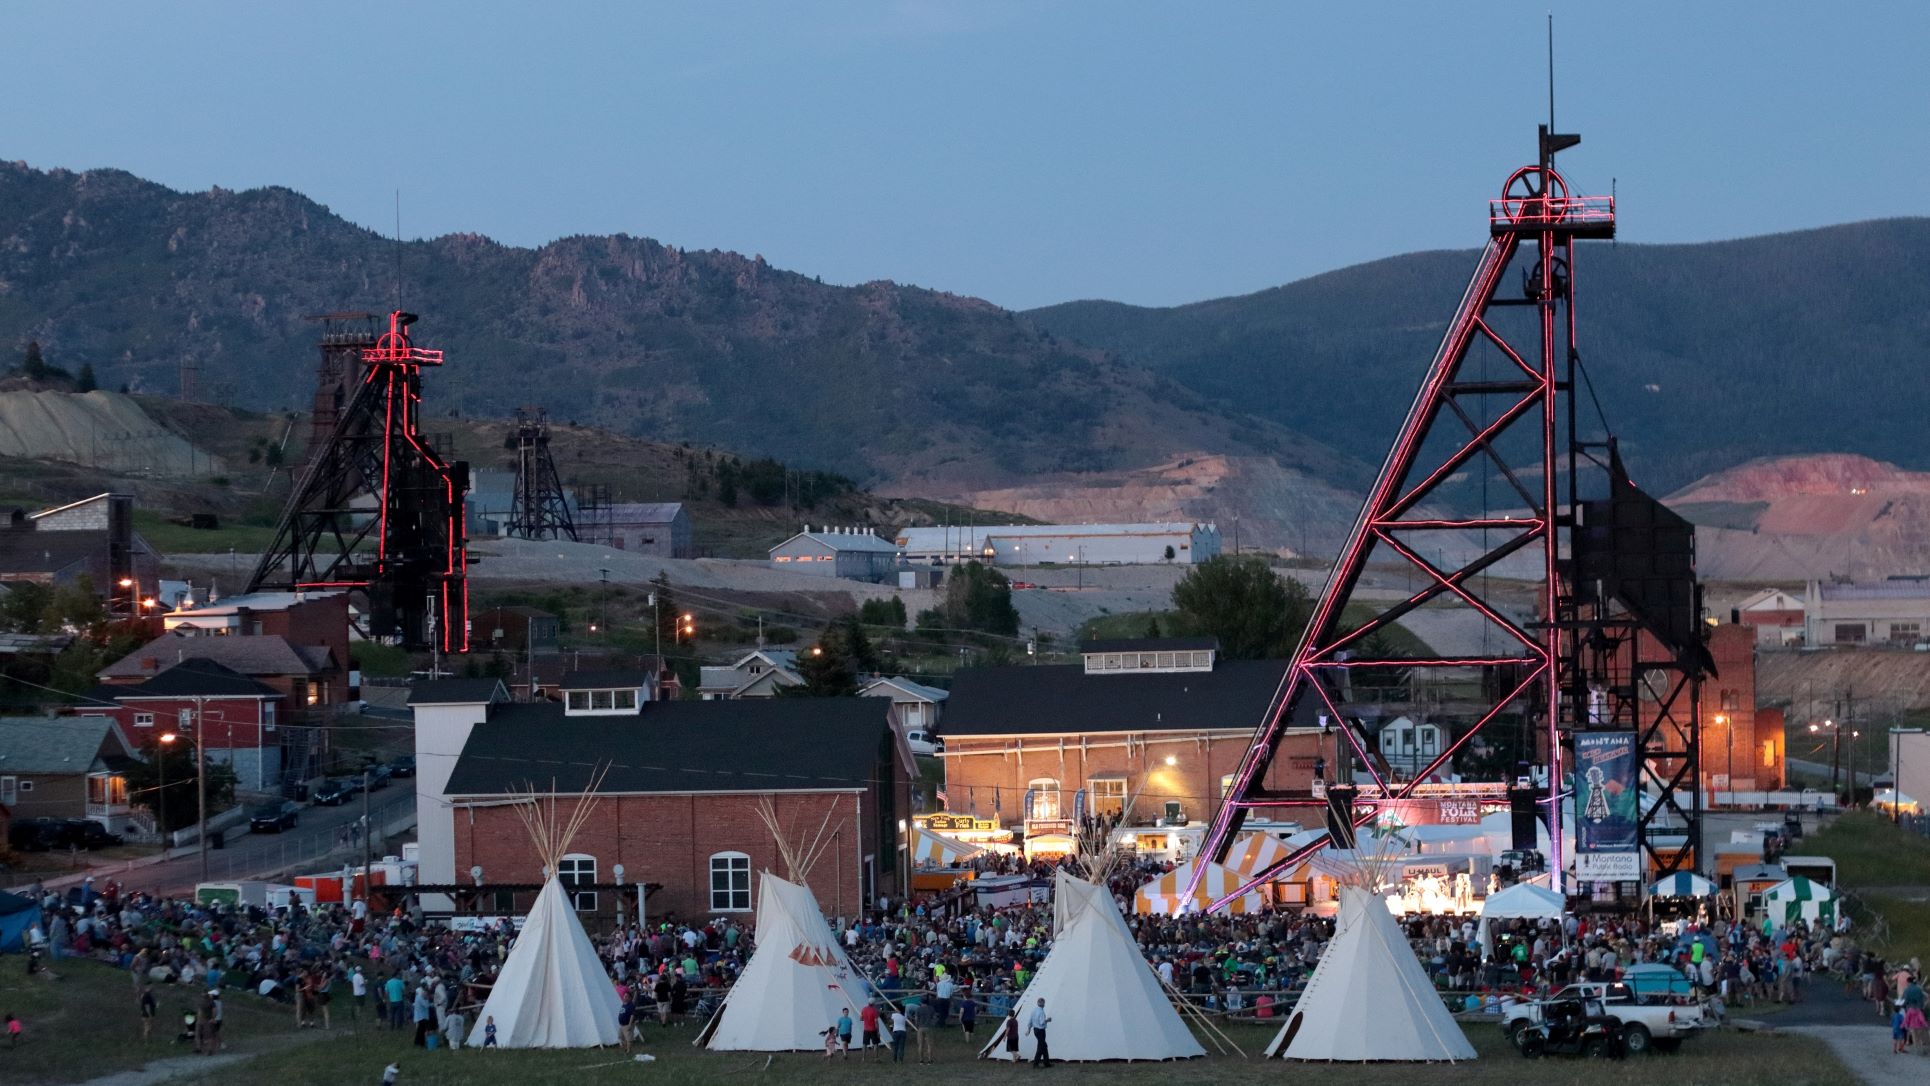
[137,784,413,896]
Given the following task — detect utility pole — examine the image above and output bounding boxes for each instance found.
[362,765,373,905]
[195,695,209,884]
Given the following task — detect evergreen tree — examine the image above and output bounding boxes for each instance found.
[76,363,97,392]
[21,340,46,379]
[1170,555,1312,660]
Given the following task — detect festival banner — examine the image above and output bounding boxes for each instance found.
[1574,730,1641,880]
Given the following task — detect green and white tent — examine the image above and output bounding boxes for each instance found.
[1648,872,1717,898]
[1761,876,1836,926]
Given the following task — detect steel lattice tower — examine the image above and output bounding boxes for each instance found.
[249,310,470,653]
[505,408,577,542]
[1190,129,1707,910]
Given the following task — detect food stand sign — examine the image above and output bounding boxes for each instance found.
[1574,731,1640,880]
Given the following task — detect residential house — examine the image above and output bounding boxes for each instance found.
[860,675,948,738]
[416,675,911,918]
[101,631,343,720]
[1735,588,1805,647]
[698,649,802,699]
[939,638,1308,833]
[768,528,901,583]
[0,715,140,836]
[161,590,353,705]
[88,659,288,794]
[1374,716,1449,777]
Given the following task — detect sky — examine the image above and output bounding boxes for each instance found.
[3,1,1925,310]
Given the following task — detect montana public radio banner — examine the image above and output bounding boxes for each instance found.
[1574,731,1640,880]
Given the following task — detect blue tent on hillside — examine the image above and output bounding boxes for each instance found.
[0,890,37,952]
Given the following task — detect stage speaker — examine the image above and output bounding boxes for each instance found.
[1508,787,1540,850]
[1326,784,1358,849]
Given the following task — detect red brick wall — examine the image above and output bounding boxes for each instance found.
[453,790,880,921]
[261,595,352,706]
[95,695,275,752]
[1707,623,1765,790]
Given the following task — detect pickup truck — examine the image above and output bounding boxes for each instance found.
[1501,981,1708,1055]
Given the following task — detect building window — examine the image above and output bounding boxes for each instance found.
[1762,740,1777,768]
[134,712,154,728]
[1220,773,1236,798]
[87,774,125,807]
[0,776,14,806]
[567,691,590,711]
[1420,729,1437,755]
[178,709,194,729]
[592,690,615,710]
[1089,777,1126,819]
[614,689,637,710]
[1891,623,1922,645]
[263,702,277,730]
[1834,623,1868,644]
[710,852,752,912]
[1026,777,1063,821]
[1720,690,1741,712]
[558,853,597,910]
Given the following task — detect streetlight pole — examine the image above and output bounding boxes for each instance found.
[158,732,176,847]
[1715,713,1730,804]
[196,694,209,884]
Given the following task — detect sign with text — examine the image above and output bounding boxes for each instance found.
[1574,731,1641,880]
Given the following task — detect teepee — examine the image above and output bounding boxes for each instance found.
[698,797,867,1051]
[1264,848,1473,1062]
[477,777,622,1048]
[982,869,1204,1063]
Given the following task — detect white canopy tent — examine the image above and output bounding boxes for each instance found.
[1761,876,1838,926]
[1476,881,1565,957]
[1265,885,1475,1061]
[988,870,1204,1062]
[698,872,868,1050]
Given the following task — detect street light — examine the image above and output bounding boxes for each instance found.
[1714,713,1730,803]
[157,732,177,845]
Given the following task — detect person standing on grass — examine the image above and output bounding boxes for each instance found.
[859,1000,882,1059]
[385,973,406,1031]
[411,986,433,1047]
[889,1006,909,1063]
[1902,973,1927,1053]
[836,1008,853,1055]
[913,998,936,1063]
[140,983,157,1041]
[959,989,977,1042]
[7,1013,21,1048]
[1028,997,1052,1067]
[351,965,367,1023]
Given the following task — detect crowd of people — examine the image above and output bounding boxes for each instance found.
[0,852,1884,1065]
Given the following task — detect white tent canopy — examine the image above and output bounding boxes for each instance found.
[1265,885,1475,1061]
[1761,876,1838,926]
[988,870,1203,1062]
[1477,881,1566,957]
[910,826,983,867]
[699,872,866,1051]
[478,877,622,1048]
[1648,872,1717,898]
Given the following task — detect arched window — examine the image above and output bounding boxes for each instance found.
[1027,777,1061,821]
[558,853,597,911]
[710,851,752,912]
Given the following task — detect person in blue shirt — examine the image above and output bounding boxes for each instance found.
[835,1009,854,1054]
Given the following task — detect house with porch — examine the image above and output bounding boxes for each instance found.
[0,715,140,836]
[698,648,802,699]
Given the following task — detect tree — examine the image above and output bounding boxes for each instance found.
[122,735,239,833]
[1163,545,1176,562]
[21,340,45,380]
[1170,555,1312,660]
[858,596,908,629]
[921,562,1018,638]
[787,615,877,697]
[1143,615,1162,639]
[76,363,97,393]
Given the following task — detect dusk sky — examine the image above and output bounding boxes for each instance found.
[5,1,1924,309]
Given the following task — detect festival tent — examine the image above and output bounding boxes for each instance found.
[1264,883,1476,1061]
[1648,872,1717,898]
[0,891,36,953]
[697,872,866,1051]
[1223,831,1296,876]
[1874,789,1921,816]
[910,825,983,867]
[1134,858,1262,916]
[987,870,1204,1062]
[478,782,622,1048]
[1761,876,1837,925]
[1476,880,1565,957]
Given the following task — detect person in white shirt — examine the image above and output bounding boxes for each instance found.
[1028,998,1052,1066]
[350,966,368,1023]
[888,1008,909,1062]
[1157,957,1175,986]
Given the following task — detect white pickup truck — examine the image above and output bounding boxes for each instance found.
[1501,982,1709,1055]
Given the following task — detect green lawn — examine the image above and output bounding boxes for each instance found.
[132,509,280,556]
[1804,812,1930,961]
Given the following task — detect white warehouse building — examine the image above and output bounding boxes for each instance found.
[895,521,1221,567]
[769,526,903,582]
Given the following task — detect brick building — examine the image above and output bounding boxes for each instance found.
[158,590,353,707]
[87,659,287,794]
[1704,622,1785,792]
[417,676,911,921]
[939,639,1310,834]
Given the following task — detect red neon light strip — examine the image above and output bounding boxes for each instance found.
[1394,664,1546,798]
[1383,388,1541,520]
[1308,678,1391,796]
[1373,529,1544,653]
[1472,315,1540,382]
[1306,656,1541,669]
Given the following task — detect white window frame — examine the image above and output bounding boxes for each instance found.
[134,712,155,729]
[1089,776,1126,818]
[567,690,590,711]
[0,775,14,806]
[263,702,277,731]
[710,851,752,912]
[558,853,597,911]
[178,708,194,729]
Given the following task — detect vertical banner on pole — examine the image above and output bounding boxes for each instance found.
[1574,731,1640,880]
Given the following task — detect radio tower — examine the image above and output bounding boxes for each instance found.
[249,310,470,653]
[506,408,577,541]
[1190,126,1706,910]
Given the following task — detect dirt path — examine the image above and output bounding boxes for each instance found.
[1786,1026,1927,1086]
[73,1029,331,1086]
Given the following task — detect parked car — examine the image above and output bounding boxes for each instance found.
[7,818,67,852]
[249,801,300,833]
[1515,997,1628,1059]
[1502,981,1707,1055]
[905,730,944,757]
[56,819,125,849]
[313,779,358,806]
[362,764,393,791]
[386,755,416,779]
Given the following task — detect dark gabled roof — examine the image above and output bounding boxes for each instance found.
[940,658,1287,737]
[1078,636,1220,654]
[111,659,281,700]
[559,670,651,691]
[408,678,509,706]
[444,697,893,796]
[101,633,324,680]
[0,714,119,774]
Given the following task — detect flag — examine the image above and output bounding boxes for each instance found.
[935,786,948,806]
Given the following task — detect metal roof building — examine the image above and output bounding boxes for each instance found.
[895,522,1221,567]
[768,527,902,583]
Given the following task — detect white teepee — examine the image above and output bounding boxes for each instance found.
[982,869,1204,1063]
[697,871,866,1050]
[1263,884,1474,1061]
[477,778,621,1048]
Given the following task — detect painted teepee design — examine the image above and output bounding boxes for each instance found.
[980,869,1205,1063]
[698,797,867,1051]
[1264,847,1474,1061]
[478,773,622,1048]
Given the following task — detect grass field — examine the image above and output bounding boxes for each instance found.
[2,961,1857,1086]
[132,509,281,556]
[1806,812,1930,962]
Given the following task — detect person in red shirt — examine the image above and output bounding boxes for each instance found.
[859,1002,883,1060]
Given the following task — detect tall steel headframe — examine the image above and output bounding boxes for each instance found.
[1189,128,1634,909]
[505,407,577,542]
[249,310,470,654]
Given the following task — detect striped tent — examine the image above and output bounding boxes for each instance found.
[1648,872,1717,898]
[1223,832,1296,877]
[1762,876,1837,925]
[1135,859,1263,916]
[910,826,983,868]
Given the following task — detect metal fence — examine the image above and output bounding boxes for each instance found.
[195,795,415,883]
